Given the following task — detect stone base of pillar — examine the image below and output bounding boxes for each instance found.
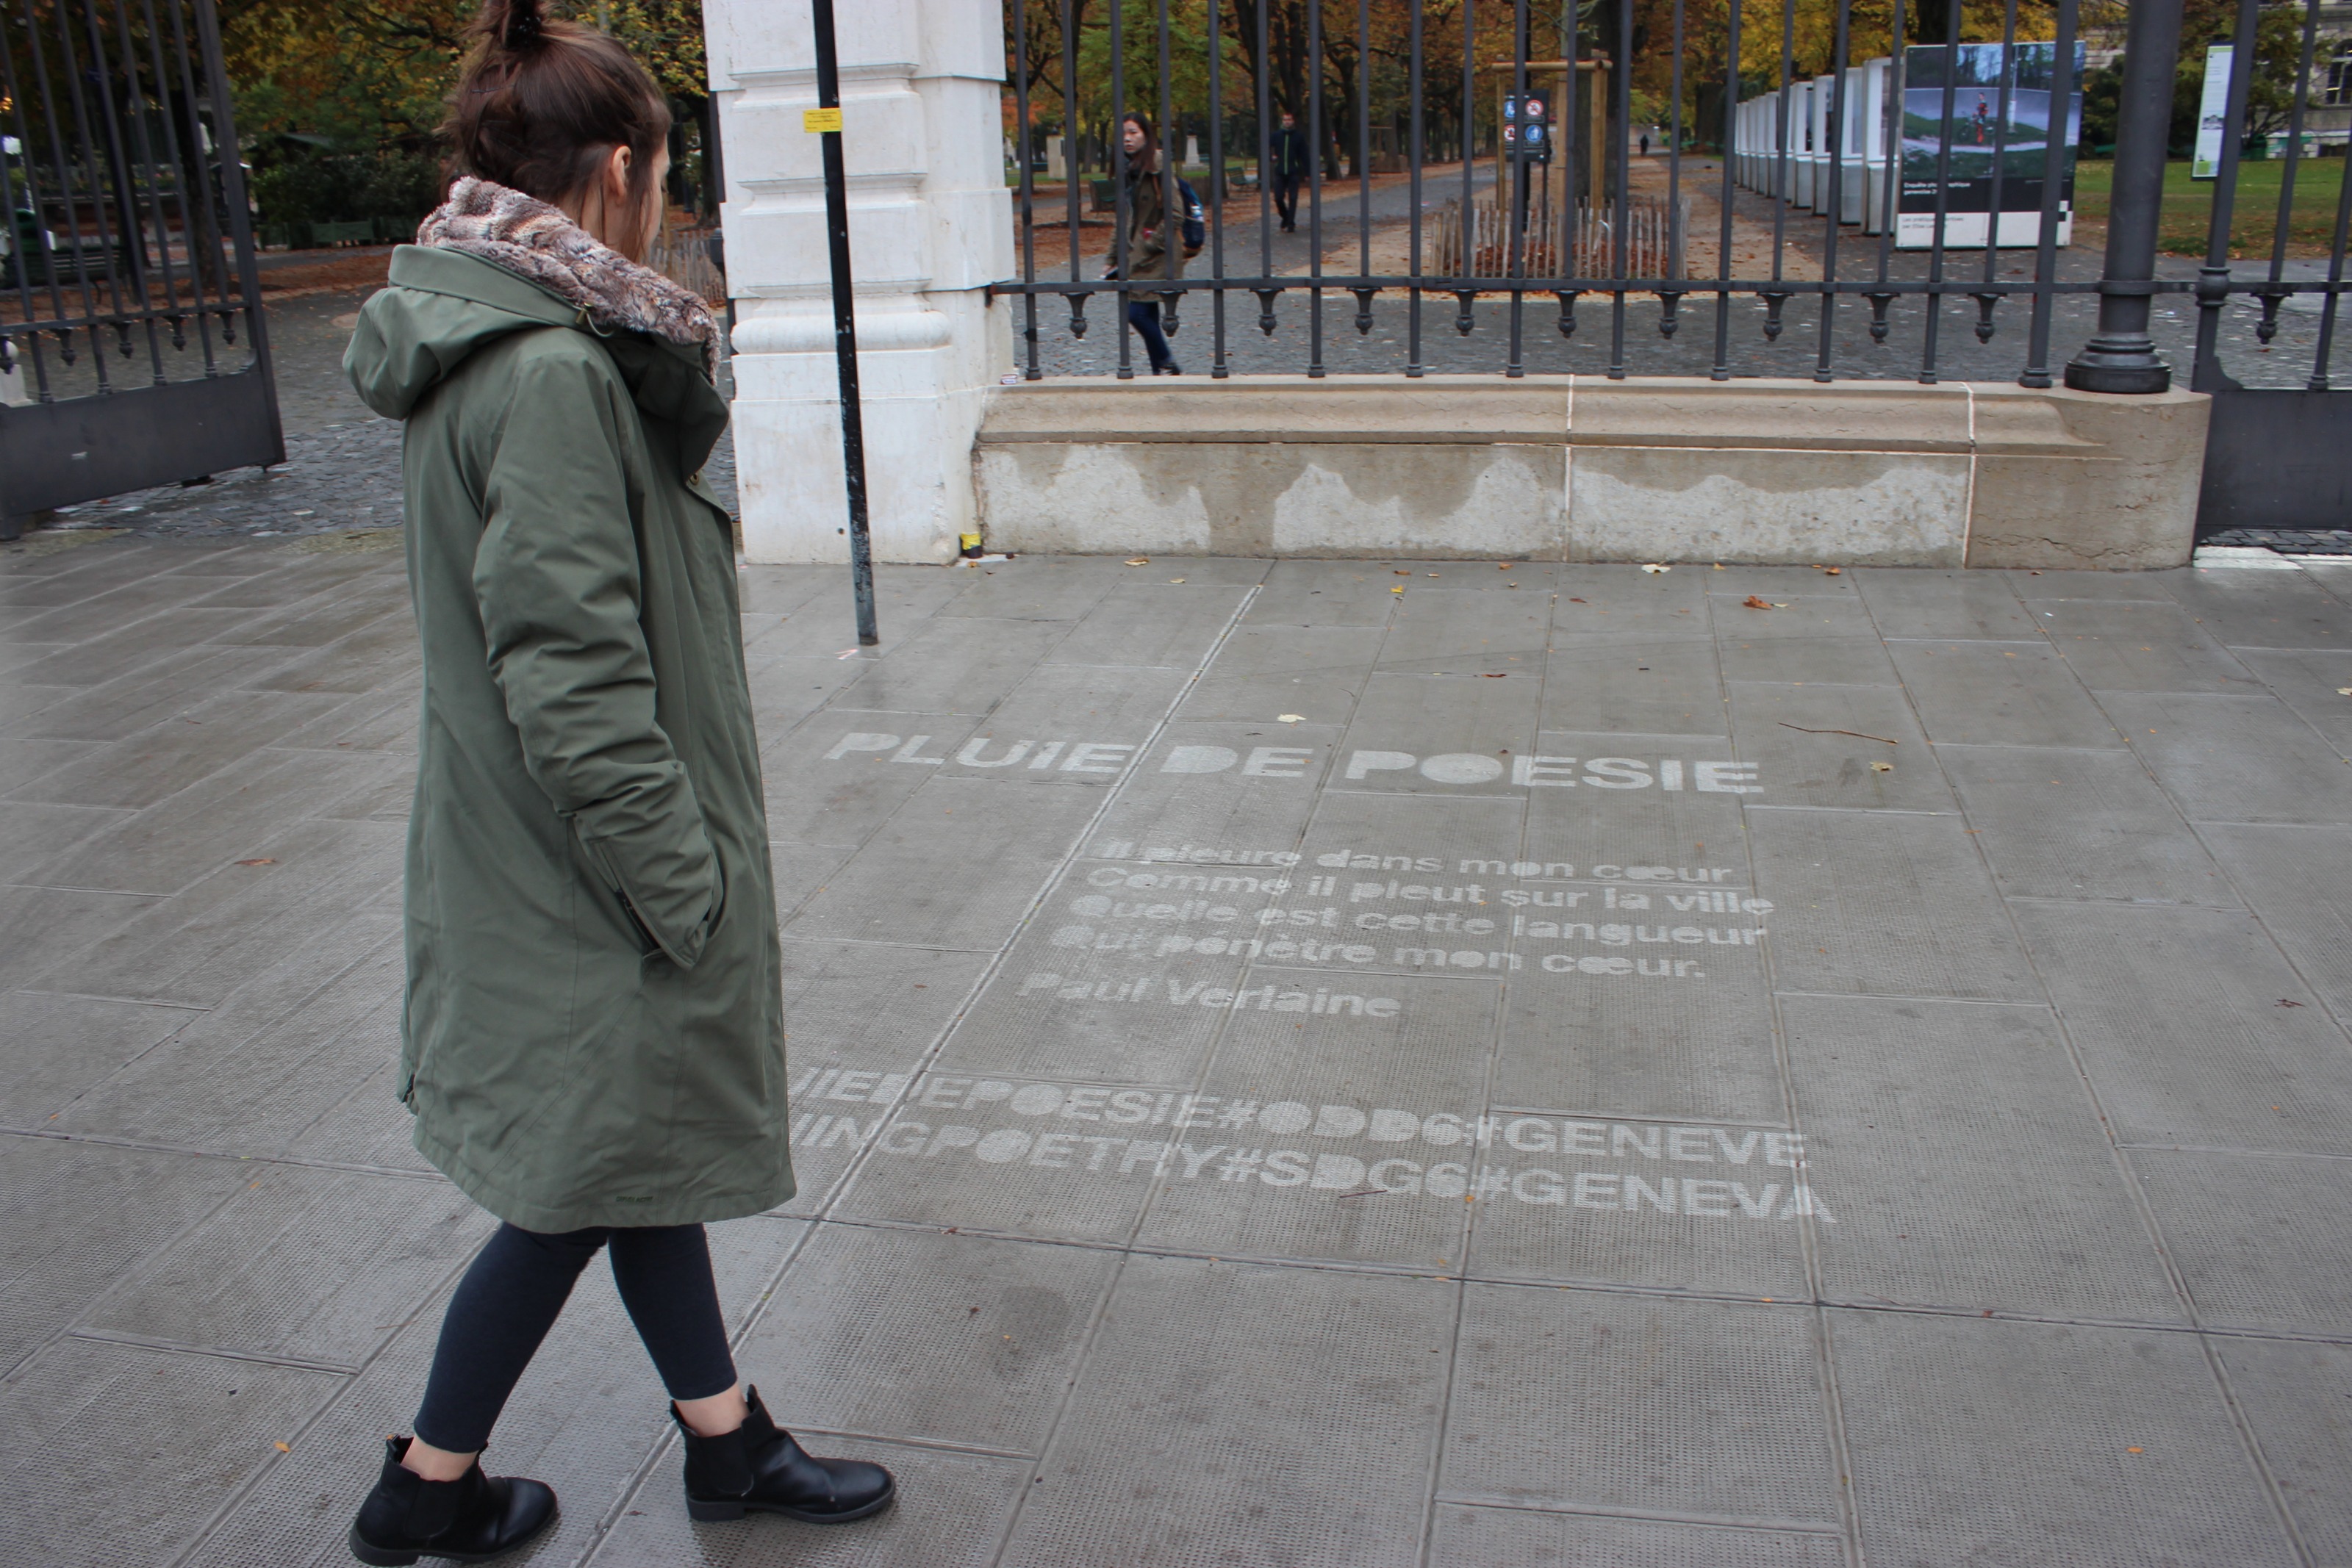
[732,292,1011,564]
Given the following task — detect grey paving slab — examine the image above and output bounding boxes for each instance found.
[2198,822,2352,1019]
[2033,598,2264,692]
[1709,589,1882,641]
[1854,567,2038,639]
[925,909,1249,1087]
[1719,633,1903,687]
[266,677,422,756]
[1377,586,1552,675]
[968,661,1197,752]
[2212,1337,2352,1566]
[10,688,348,810]
[1706,565,1869,600]
[20,746,395,895]
[0,738,100,799]
[933,555,1128,620]
[1427,1506,1845,1568]
[999,1255,1449,1568]
[830,615,1071,716]
[2231,647,2352,761]
[786,775,1104,950]
[1520,728,1754,880]
[1553,563,1715,636]
[593,1437,1029,1568]
[0,1136,248,1375]
[727,1223,1119,1454]
[0,883,164,983]
[2108,689,2352,824]
[1830,1310,2301,1568]
[240,605,419,695]
[57,936,406,1153]
[1542,636,1728,735]
[737,562,838,617]
[1086,719,1344,850]
[5,605,262,688]
[2162,564,2352,650]
[0,800,131,884]
[1174,622,1386,722]
[1243,558,1412,626]
[743,654,872,738]
[1442,1289,1841,1526]
[1782,995,2184,1321]
[761,711,986,845]
[4,568,249,644]
[2129,1150,2352,1337]
[1135,970,1494,1270]
[1886,640,2127,748]
[1,644,287,744]
[1724,683,1952,813]
[1746,808,2041,1001]
[28,818,401,1008]
[82,1164,487,1367]
[0,1334,347,1568]
[2012,901,2352,1154]
[181,1216,800,1568]
[2002,567,2181,601]
[1939,744,2238,905]
[1044,580,1256,668]
[734,569,970,663]
[0,990,190,1123]
[1333,670,1543,789]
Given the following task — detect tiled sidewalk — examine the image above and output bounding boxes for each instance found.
[4,533,2351,1567]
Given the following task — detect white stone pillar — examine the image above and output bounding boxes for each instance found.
[705,0,1013,564]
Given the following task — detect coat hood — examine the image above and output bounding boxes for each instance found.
[345,180,725,461]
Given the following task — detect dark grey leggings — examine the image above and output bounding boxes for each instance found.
[412,1222,737,1453]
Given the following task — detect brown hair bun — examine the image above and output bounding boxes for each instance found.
[443,0,669,214]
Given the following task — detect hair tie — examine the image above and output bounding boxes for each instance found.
[503,1,545,48]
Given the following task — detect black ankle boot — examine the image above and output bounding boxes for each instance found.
[675,1386,895,1524]
[348,1438,557,1566]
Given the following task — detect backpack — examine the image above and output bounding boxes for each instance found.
[1176,177,1205,257]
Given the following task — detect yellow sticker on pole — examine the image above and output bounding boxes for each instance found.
[802,107,843,134]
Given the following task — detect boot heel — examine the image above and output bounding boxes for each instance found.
[346,1523,421,1567]
[687,1497,747,1522]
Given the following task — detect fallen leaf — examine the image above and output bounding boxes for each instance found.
[1394,569,1411,575]
[2126,1447,2143,1454]
[1568,597,1587,603]
[1277,713,1306,723]
[1427,572,1440,578]
[1640,563,1670,574]
[1822,566,1843,575]
[1743,595,1775,610]
[1392,586,1406,594]
[2337,687,2351,696]
[236,858,277,866]
[1125,557,1150,566]
[274,1442,291,1453]
[1869,760,1894,773]
[2278,999,2304,1007]
[1168,578,1186,583]
[1478,672,1506,678]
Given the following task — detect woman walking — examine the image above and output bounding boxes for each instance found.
[340,2,891,1560]
[1110,112,1186,375]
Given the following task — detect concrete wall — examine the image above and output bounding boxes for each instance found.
[975,377,2210,569]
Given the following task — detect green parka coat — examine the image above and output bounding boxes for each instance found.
[346,243,792,1232]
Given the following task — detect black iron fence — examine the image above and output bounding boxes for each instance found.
[1000,0,2352,416]
[0,0,279,533]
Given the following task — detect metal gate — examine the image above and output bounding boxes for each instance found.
[0,0,280,540]
[2187,0,2352,539]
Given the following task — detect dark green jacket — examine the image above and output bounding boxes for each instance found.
[345,245,791,1231]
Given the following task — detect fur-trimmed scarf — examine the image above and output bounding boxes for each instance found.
[416,176,717,376]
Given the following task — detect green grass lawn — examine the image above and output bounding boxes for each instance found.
[2073,157,2352,257]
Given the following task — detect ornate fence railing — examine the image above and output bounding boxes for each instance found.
[997,0,2351,433]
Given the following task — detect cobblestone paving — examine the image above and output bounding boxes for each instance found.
[6,537,2352,1567]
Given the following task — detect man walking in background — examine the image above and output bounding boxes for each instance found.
[1269,109,1311,232]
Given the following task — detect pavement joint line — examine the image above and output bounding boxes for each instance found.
[1947,577,2323,1567]
[1997,894,2248,913]
[1430,1492,1846,1535]
[1739,803,1962,816]
[65,1328,362,1376]
[0,1124,456,1183]
[1768,990,2054,1008]
[4,987,209,1012]
[2117,1142,2352,1161]
[733,1426,1037,1463]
